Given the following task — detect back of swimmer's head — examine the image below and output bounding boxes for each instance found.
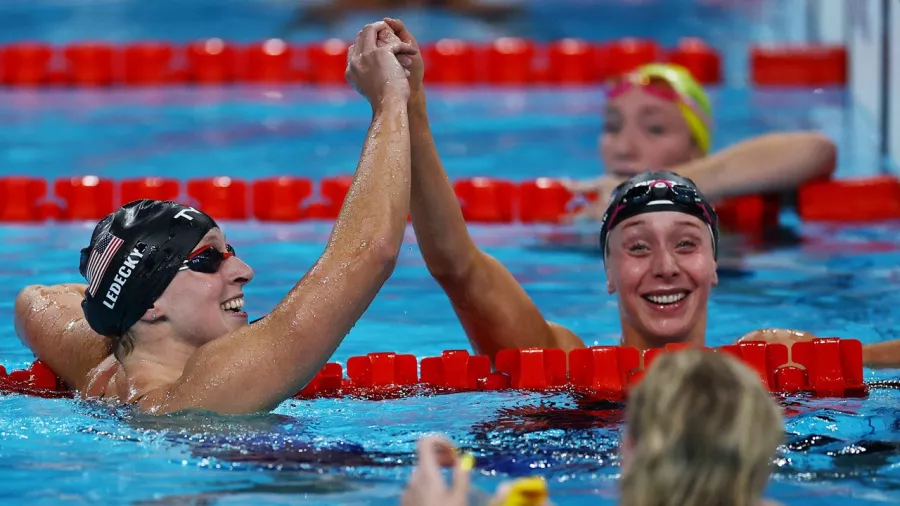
[601,62,713,176]
[79,199,221,355]
[620,349,784,506]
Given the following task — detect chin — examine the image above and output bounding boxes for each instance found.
[644,327,694,346]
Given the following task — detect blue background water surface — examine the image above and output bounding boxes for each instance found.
[0,1,898,505]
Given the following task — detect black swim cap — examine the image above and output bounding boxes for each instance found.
[598,170,718,263]
[79,199,218,338]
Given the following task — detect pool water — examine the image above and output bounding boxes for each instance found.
[1,0,899,505]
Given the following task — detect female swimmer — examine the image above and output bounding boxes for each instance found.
[402,350,785,506]
[567,62,837,219]
[13,22,417,415]
[379,17,898,367]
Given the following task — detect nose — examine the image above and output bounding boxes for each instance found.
[226,256,254,285]
[651,249,680,280]
[608,128,639,162]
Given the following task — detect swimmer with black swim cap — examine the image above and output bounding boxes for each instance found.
[14,20,420,414]
[79,199,244,349]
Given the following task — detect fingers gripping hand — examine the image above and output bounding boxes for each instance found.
[383,17,425,92]
[345,21,418,106]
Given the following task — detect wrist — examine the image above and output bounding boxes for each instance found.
[410,87,426,104]
[373,94,408,115]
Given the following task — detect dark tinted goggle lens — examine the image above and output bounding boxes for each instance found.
[623,182,698,206]
[180,244,236,273]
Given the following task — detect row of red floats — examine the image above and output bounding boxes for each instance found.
[0,37,723,87]
[0,37,849,88]
[297,338,866,400]
[0,174,898,226]
[2,338,867,401]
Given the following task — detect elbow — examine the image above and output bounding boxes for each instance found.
[801,132,837,179]
[428,248,482,287]
[14,285,43,318]
[14,285,43,345]
[362,236,402,282]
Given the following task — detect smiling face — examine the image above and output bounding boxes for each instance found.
[151,228,255,347]
[600,88,703,177]
[605,211,717,348]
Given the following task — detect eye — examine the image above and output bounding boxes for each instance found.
[628,242,649,253]
[677,239,697,250]
[603,121,621,134]
[645,124,666,135]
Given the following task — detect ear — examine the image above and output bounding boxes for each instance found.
[687,140,704,161]
[711,263,719,287]
[606,269,616,295]
[138,305,163,323]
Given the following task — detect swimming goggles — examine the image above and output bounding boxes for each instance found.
[179,244,236,273]
[600,179,719,262]
[606,179,713,226]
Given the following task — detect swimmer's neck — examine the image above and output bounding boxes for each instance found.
[118,338,198,400]
[619,320,706,352]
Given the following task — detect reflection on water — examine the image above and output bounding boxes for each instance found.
[64,385,900,505]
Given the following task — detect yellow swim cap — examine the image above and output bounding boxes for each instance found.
[626,63,713,153]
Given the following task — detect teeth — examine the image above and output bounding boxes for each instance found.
[220,297,244,311]
[645,292,687,305]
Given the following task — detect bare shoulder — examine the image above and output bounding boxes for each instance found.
[737,328,817,344]
[547,321,587,352]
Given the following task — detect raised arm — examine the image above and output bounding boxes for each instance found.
[14,283,113,390]
[384,18,584,361]
[147,23,416,414]
[669,131,837,201]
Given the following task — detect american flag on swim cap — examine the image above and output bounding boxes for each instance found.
[86,232,124,297]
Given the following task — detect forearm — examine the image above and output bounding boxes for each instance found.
[160,100,413,414]
[672,132,836,201]
[408,91,479,280]
[172,255,391,414]
[326,99,411,258]
[863,341,900,369]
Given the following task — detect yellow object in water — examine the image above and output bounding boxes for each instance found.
[500,476,549,506]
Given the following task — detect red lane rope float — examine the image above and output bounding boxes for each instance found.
[798,176,900,222]
[750,44,847,87]
[1,174,898,225]
[3,338,867,401]
[0,37,730,87]
[0,360,73,399]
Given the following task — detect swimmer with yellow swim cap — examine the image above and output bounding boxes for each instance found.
[564,61,837,220]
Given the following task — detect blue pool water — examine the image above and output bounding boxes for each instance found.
[1,0,899,505]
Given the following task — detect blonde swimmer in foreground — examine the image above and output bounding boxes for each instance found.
[402,350,784,506]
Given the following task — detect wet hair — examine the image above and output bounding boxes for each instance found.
[621,350,784,506]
